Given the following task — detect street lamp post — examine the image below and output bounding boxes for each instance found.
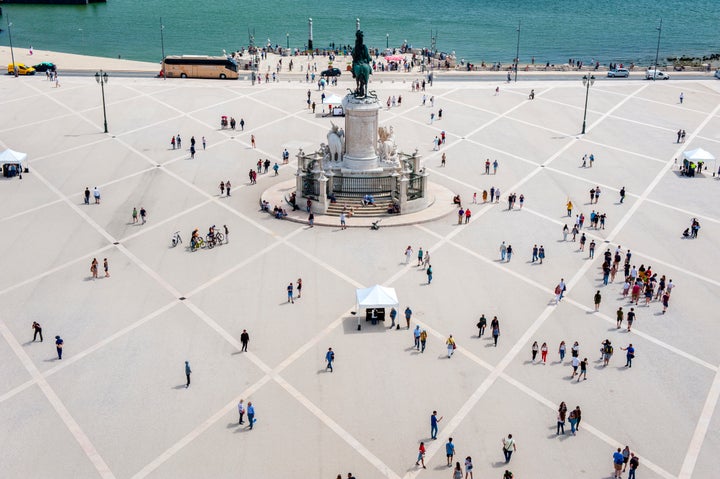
[94,70,109,133]
[653,18,662,81]
[160,18,166,79]
[514,20,521,82]
[386,33,389,49]
[7,16,17,77]
[581,74,595,135]
[286,32,289,50]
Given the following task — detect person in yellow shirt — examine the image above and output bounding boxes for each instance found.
[420,330,428,353]
[566,200,573,217]
[446,335,456,358]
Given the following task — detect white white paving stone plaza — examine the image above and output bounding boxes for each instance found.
[1,70,720,479]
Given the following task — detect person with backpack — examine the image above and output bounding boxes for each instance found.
[602,340,614,366]
[476,314,487,337]
[628,453,639,479]
[325,347,335,372]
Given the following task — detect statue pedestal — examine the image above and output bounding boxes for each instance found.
[342,95,381,171]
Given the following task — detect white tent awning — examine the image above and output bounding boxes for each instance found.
[683,148,715,161]
[0,149,27,167]
[322,93,344,104]
[356,285,399,309]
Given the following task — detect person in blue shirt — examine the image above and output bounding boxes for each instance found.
[404,306,412,329]
[622,344,635,367]
[389,307,397,328]
[247,402,256,429]
[445,438,455,467]
[184,361,191,388]
[273,162,279,176]
[613,448,625,478]
[325,348,335,372]
[413,326,421,350]
[55,335,63,360]
[430,411,443,440]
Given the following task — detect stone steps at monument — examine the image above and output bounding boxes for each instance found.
[326,195,395,216]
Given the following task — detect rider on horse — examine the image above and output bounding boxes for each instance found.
[352,30,373,98]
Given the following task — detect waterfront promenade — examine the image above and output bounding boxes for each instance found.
[1,52,720,479]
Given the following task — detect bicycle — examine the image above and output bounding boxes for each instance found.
[205,232,224,249]
[191,236,205,251]
[171,231,182,247]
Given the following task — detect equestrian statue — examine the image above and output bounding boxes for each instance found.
[351,30,373,98]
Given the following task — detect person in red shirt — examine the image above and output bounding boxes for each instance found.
[415,442,426,468]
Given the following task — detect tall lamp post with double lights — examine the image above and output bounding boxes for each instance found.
[7,16,17,77]
[95,70,109,133]
[581,74,595,135]
[514,20,521,82]
[386,33,389,49]
[652,18,662,80]
[286,32,289,50]
[160,18,166,79]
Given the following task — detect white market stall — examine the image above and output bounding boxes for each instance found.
[355,285,399,329]
[682,148,715,176]
[0,149,28,178]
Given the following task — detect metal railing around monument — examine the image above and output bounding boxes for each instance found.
[332,176,395,196]
[408,174,425,200]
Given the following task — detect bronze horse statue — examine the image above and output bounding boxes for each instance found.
[351,30,373,98]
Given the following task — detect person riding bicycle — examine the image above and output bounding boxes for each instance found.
[208,225,216,243]
[191,228,200,248]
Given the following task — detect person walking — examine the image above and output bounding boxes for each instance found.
[405,306,412,329]
[426,264,433,284]
[389,307,397,328]
[453,462,463,479]
[574,405,582,430]
[237,399,245,424]
[477,314,487,337]
[250,134,256,148]
[622,343,635,367]
[32,321,43,342]
[103,258,109,277]
[531,341,539,362]
[93,186,101,204]
[499,241,507,261]
[247,401,255,429]
[404,245,414,264]
[557,402,567,435]
[430,411,443,439]
[506,245,513,262]
[287,282,294,303]
[414,325,421,350]
[417,247,424,266]
[84,187,91,205]
[578,357,588,381]
[613,448,625,478]
[491,317,500,347]
[415,442,426,469]
[226,180,231,196]
[541,342,548,364]
[594,290,602,311]
[619,187,626,204]
[502,434,516,463]
[223,224,229,244]
[446,335,456,358]
[202,136,206,150]
[90,258,99,279]
[420,329,427,353]
[140,207,147,224]
[566,200,573,217]
[184,361,191,388]
[55,335,63,359]
[132,207,138,224]
[325,347,335,372]
[219,181,225,196]
[464,456,474,479]
[559,340,566,362]
[446,438,455,467]
[621,446,631,472]
[679,92,684,104]
[240,329,249,352]
[627,307,635,331]
[538,246,545,264]
[628,453,639,479]
[616,307,624,329]
[568,408,579,435]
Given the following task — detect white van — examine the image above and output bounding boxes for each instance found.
[646,69,670,80]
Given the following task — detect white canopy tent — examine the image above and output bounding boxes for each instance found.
[355,285,399,329]
[0,149,28,177]
[683,148,716,175]
[356,284,399,308]
[322,93,344,104]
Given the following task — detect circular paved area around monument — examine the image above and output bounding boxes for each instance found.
[1,68,720,479]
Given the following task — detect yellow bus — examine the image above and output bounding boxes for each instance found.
[162,55,239,79]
